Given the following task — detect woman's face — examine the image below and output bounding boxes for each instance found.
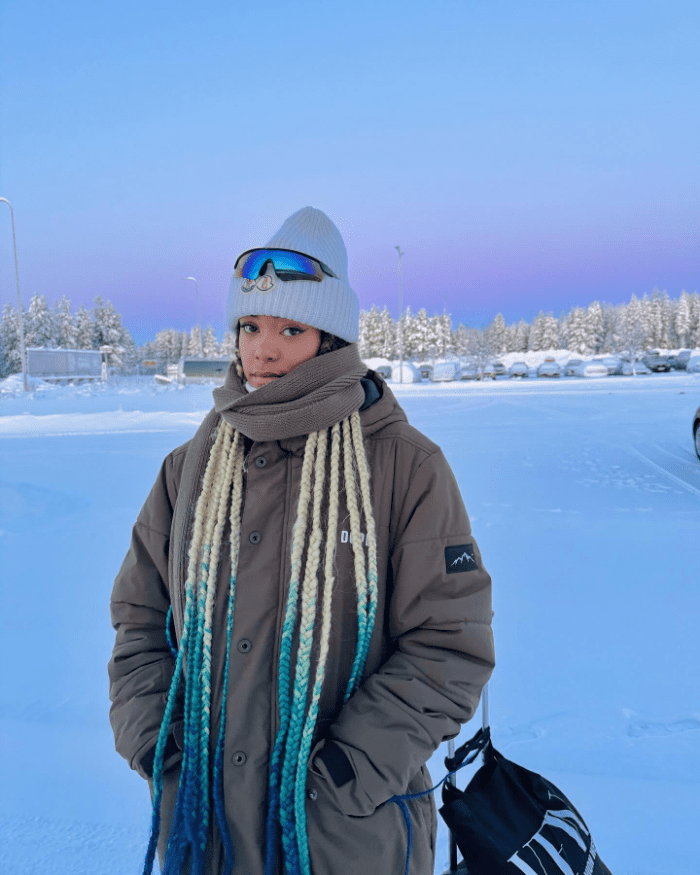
[239,314,322,388]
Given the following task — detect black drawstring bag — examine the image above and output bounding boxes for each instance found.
[439,726,613,875]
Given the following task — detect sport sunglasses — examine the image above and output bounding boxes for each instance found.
[234,248,338,282]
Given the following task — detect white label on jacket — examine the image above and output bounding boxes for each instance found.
[340,530,366,545]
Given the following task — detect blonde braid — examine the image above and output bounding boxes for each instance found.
[294,422,341,875]
[266,430,319,874]
[198,423,239,843]
[212,428,246,870]
[350,410,379,674]
[286,429,328,867]
[342,416,369,699]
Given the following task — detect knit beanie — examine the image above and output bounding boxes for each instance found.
[226,207,359,342]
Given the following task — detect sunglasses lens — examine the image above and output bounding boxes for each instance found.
[236,249,322,281]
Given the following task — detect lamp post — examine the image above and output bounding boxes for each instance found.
[394,246,404,383]
[0,197,28,391]
[183,276,200,329]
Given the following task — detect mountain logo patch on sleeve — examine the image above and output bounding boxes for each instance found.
[445,543,477,574]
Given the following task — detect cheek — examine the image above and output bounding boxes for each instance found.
[294,332,322,364]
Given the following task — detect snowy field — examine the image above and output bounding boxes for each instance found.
[1,372,699,874]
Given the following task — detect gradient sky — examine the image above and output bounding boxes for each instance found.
[1,0,698,344]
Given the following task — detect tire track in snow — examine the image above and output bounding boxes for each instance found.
[627,444,700,499]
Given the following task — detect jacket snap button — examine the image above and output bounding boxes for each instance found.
[237,638,252,653]
[308,788,318,801]
[232,751,247,766]
[255,456,267,468]
[249,531,262,545]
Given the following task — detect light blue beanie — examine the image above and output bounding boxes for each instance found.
[226,207,359,342]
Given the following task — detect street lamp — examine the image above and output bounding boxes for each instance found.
[0,197,28,391]
[394,246,404,383]
[183,276,200,329]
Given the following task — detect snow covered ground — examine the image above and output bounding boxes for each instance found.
[1,372,699,874]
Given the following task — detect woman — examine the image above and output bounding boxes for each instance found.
[109,207,495,875]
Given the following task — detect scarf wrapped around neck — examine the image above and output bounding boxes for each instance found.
[212,343,367,441]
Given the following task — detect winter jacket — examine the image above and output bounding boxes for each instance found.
[108,372,495,874]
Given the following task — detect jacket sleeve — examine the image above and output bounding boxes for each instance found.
[108,453,184,779]
[316,446,495,815]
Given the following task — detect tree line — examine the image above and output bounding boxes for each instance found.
[1,288,698,379]
[358,289,700,363]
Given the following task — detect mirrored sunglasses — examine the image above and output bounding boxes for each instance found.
[234,248,338,282]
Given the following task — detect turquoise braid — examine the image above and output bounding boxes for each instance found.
[294,423,341,875]
[265,431,319,875]
[280,429,328,873]
[213,430,244,875]
[142,422,242,875]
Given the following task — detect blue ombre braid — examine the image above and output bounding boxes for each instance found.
[265,431,319,875]
[265,416,379,875]
[142,424,244,875]
[279,430,327,873]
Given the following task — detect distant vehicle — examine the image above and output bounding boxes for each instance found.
[480,363,497,380]
[600,356,623,375]
[178,357,232,383]
[26,347,104,382]
[489,361,506,376]
[575,361,609,378]
[363,357,392,380]
[563,358,583,376]
[460,363,480,380]
[431,361,462,382]
[642,352,672,372]
[669,350,692,370]
[621,360,651,376]
[509,361,529,378]
[536,358,561,378]
[694,406,700,460]
[687,355,700,373]
[391,362,421,383]
[416,362,433,380]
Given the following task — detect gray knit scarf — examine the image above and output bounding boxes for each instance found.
[212,343,367,441]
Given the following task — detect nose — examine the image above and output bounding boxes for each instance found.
[255,332,280,362]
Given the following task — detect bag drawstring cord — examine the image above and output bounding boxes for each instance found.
[387,728,490,875]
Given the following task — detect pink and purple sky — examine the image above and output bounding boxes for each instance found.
[0,0,698,344]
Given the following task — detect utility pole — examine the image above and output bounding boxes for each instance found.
[395,246,404,382]
[0,198,28,391]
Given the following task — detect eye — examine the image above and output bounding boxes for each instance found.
[282,326,304,337]
[240,322,258,334]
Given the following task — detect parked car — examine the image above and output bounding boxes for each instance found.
[460,363,480,380]
[431,361,462,382]
[575,361,609,378]
[669,350,692,370]
[563,359,582,376]
[600,356,623,375]
[480,363,497,380]
[694,406,700,460]
[537,358,561,378]
[642,352,672,372]
[621,360,651,375]
[391,362,421,383]
[489,361,507,376]
[509,361,529,378]
[363,357,392,379]
[687,355,700,373]
[416,362,433,380]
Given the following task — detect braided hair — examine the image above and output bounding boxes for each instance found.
[143,334,377,875]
